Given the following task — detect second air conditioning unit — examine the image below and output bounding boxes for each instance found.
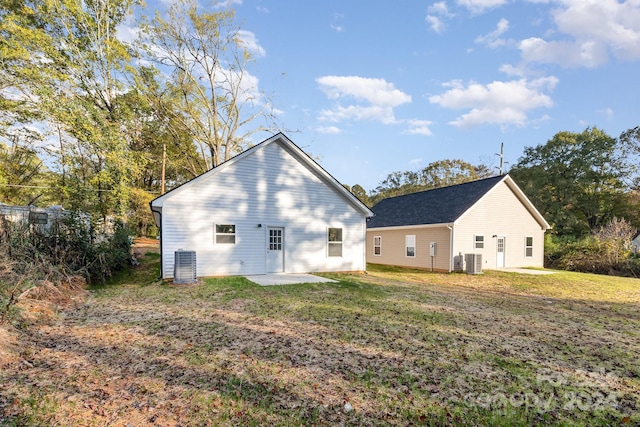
[465,253,483,274]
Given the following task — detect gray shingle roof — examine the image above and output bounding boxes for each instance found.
[367,175,506,228]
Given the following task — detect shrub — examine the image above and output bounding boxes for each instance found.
[0,214,132,323]
[545,233,640,278]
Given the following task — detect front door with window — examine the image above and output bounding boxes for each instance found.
[496,236,506,268]
[267,227,284,273]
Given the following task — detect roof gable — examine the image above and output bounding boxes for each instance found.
[367,175,549,230]
[150,133,373,217]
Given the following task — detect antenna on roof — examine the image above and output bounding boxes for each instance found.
[495,142,508,175]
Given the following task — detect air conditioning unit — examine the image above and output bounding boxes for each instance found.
[465,253,483,274]
[174,250,197,284]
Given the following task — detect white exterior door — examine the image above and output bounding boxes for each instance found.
[267,227,284,273]
[496,236,506,268]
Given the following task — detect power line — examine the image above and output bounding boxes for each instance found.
[0,183,160,194]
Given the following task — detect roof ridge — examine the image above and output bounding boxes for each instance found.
[375,174,505,203]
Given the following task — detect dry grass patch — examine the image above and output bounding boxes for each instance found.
[1,257,638,426]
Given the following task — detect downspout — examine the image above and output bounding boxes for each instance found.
[447,224,454,272]
[150,206,163,280]
[363,217,369,272]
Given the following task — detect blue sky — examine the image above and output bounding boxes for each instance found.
[146,0,640,192]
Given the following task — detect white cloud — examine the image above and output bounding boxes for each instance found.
[316,126,342,134]
[214,0,242,9]
[457,0,509,14]
[597,107,614,119]
[426,15,446,33]
[331,13,346,33]
[409,158,423,165]
[237,30,266,57]
[519,0,640,67]
[429,77,558,128]
[498,63,528,77]
[404,120,434,136]
[429,1,453,16]
[519,37,608,67]
[316,76,411,124]
[475,18,510,48]
[426,1,453,33]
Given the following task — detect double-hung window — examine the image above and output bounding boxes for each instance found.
[328,227,343,257]
[405,235,416,258]
[474,235,484,249]
[215,224,236,244]
[373,236,382,256]
[525,236,534,257]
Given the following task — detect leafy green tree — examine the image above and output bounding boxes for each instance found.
[0,134,44,205]
[371,159,491,205]
[128,67,207,189]
[138,0,277,172]
[349,184,370,207]
[1,0,143,225]
[618,126,640,190]
[510,127,629,236]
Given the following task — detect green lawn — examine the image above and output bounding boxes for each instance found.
[1,254,639,426]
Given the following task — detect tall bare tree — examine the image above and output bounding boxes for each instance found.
[138,0,277,172]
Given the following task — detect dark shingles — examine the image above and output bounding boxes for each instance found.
[367,175,505,228]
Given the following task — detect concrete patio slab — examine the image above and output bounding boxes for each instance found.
[244,273,339,286]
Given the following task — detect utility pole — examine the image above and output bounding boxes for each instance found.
[496,142,505,175]
[161,143,166,195]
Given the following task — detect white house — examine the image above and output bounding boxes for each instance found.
[150,133,374,280]
[366,175,551,272]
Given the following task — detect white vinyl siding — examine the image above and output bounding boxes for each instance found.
[453,181,546,268]
[405,235,416,258]
[156,140,368,277]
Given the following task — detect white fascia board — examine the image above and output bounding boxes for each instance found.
[454,175,508,225]
[276,135,375,217]
[452,175,550,230]
[150,133,374,217]
[150,134,284,208]
[503,175,551,230]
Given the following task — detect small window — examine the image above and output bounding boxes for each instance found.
[373,236,382,256]
[215,224,236,244]
[29,212,48,224]
[474,235,484,249]
[525,236,534,257]
[405,235,416,258]
[328,227,343,257]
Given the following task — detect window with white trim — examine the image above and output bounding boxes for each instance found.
[525,236,534,257]
[373,236,382,256]
[328,227,343,257]
[474,235,484,249]
[405,235,416,258]
[215,224,236,244]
